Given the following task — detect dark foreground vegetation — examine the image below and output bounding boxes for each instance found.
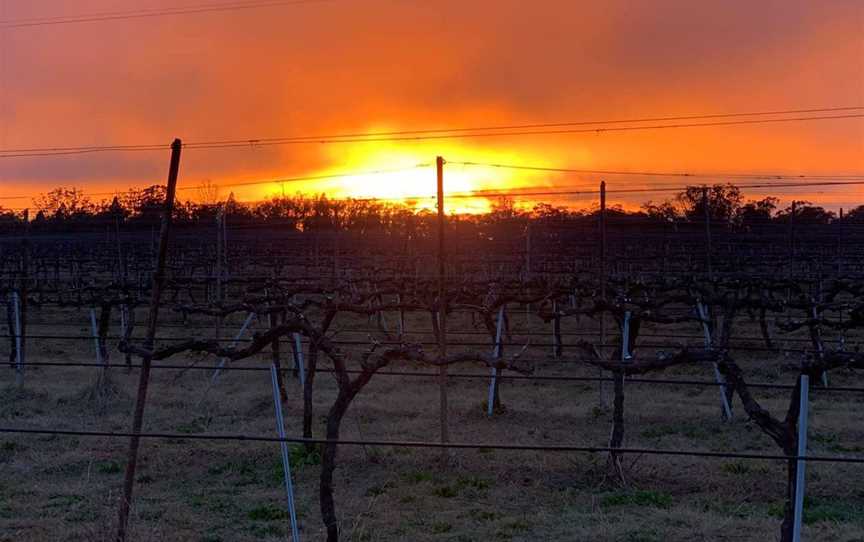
[1,182,863,234]
[1,180,863,541]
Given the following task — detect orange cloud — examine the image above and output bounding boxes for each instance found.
[0,0,861,212]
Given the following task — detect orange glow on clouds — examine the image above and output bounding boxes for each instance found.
[250,135,588,213]
[0,1,861,212]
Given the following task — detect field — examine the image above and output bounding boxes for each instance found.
[2,302,864,541]
[2,223,864,541]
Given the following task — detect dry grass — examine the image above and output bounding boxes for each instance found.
[1,306,863,541]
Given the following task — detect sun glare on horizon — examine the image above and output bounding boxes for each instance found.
[255,136,579,214]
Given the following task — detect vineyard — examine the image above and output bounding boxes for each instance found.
[2,173,864,542]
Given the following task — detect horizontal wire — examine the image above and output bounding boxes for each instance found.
[179,113,864,148]
[1,332,847,354]
[9,361,864,393]
[2,174,860,207]
[1,111,862,158]
[0,164,431,201]
[0,0,331,29]
[2,427,862,463]
[447,160,864,181]
[402,179,864,201]
[178,106,864,146]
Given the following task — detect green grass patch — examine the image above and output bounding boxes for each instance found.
[456,475,490,491]
[720,460,767,476]
[45,494,84,509]
[494,518,532,540]
[468,508,502,522]
[175,420,207,434]
[403,470,433,484]
[247,523,283,538]
[623,528,663,542]
[601,490,673,509]
[247,503,290,522]
[432,485,459,498]
[768,498,864,525]
[811,432,864,454]
[432,475,492,499]
[288,443,322,467]
[96,460,123,474]
[431,521,452,534]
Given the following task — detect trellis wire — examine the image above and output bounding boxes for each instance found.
[9,361,864,393]
[1,427,862,464]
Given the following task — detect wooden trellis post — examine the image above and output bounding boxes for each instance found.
[551,300,562,358]
[702,186,713,279]
[599,181,608,407]
[436,156,450,450]
[16,209,29,388]
[12,291,23,387]
[116,138,182,542]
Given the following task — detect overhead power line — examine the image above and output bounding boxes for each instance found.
[178,106,864,145]
[448,161,864,181]
[1,107,862,158]
[174,113,864,148]
[0,0,332,29]
[1,168,859,205]
[0,163,431,201]
[2,167,858,205]
[397,180,864,201]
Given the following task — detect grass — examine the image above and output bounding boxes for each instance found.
[95,460,123,474]
[430,521,452,534]
[768,497,864,525]
[720,459,768,476]
[600,490,674,509]
[432,475,491,499]
[288,443,322,467]
[2,307,863,541]
[247,504,290,521]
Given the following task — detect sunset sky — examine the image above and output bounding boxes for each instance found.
[0,0,862,212]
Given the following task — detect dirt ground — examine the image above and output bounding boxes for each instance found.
[1,306,863,541]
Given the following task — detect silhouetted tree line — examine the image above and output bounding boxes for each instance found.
[1,182,862,234]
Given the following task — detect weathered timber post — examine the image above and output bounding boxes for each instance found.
[702,186,713,280]
[436,156,450,451]
[115,138,182,542]
[599,181,608,407]
[16,209,29,388]
[552,299,562,359]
